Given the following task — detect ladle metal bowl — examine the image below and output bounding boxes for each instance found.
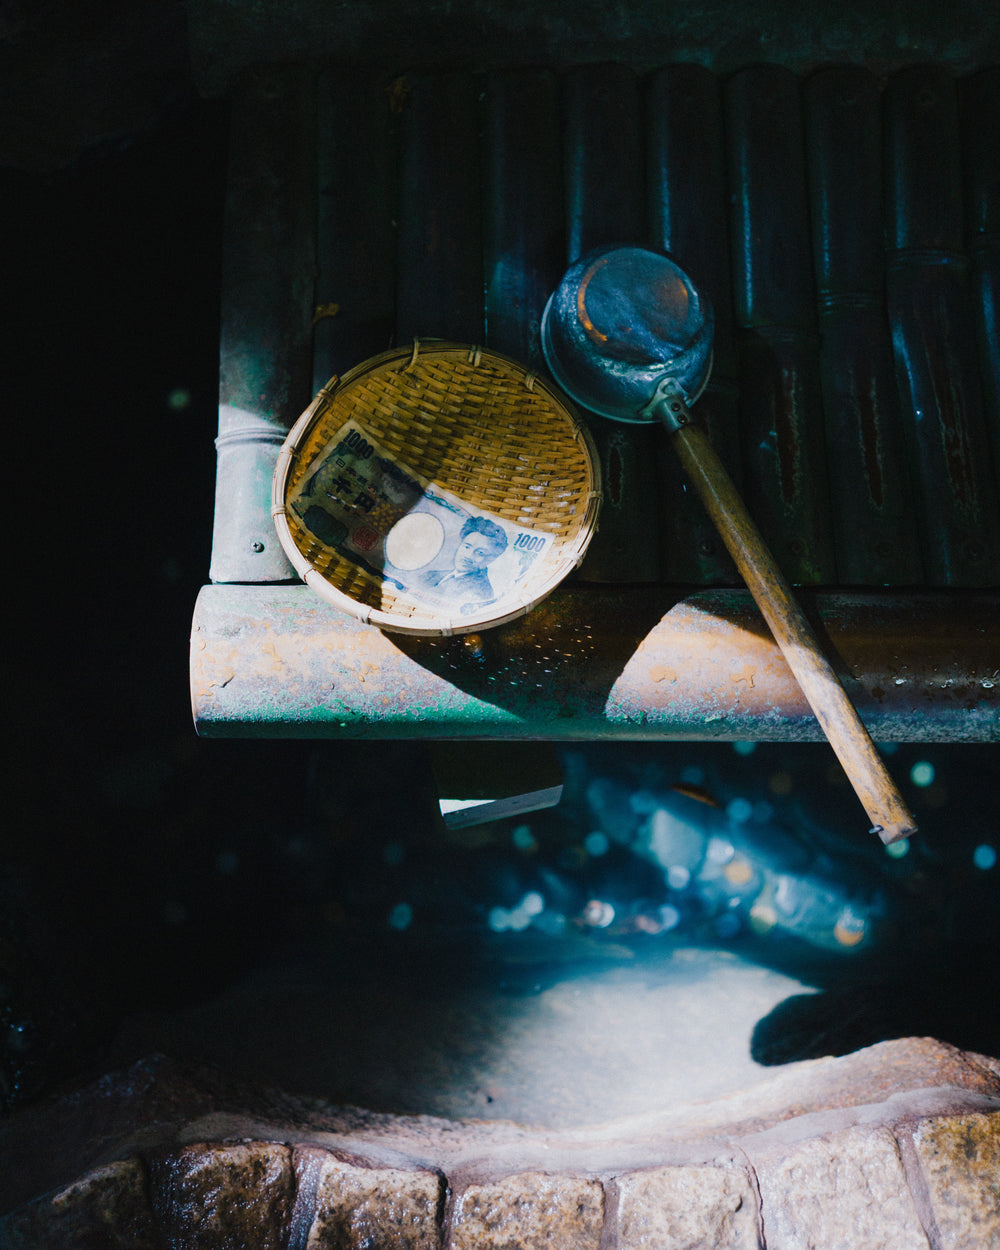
[542,245,917,845]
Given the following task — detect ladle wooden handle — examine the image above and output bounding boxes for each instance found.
[671,421,917,844]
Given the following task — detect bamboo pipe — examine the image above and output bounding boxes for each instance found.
[668,411,917,844]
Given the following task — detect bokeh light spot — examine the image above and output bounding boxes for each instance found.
[507,906,532,931]
[732,741,757,756]
[658,904,681,930]
[724,858,754,886]
[388,902,413,931]
[727,796,753,824]
[512,824,536,852]
[583,830,609,857]
[706,836,735,865]
[973,843,997,871]
[886,838,910,858]
[629,789,657,814]
[488,907,510,932]
[583,899,615,928]
[382,840,405,866]
[910,760,935,787]
[749,902,777,934]
[833,907,866,947]
[521,891,544,917]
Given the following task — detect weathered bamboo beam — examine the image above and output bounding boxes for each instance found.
[190,585,999,741]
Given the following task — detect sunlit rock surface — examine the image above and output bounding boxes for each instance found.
[148,1142,295,1250]
[450,1173,605,1250]
[754,1126,928,1250]
[2,1038,998,1248]
[302,1150,444,1250]
[912,1112,1000,1250]
[615,1165,760,1248]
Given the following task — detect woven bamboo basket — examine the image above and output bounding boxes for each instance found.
[272,342,602,636]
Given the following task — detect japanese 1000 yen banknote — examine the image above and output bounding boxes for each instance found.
[289,420,555,619]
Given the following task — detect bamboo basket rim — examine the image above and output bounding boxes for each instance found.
[272,341,602,636]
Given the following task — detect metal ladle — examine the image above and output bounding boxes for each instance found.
[542,245,916,845]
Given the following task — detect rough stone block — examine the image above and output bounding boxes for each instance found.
[616,1164,760,1249]
[754,1124,929,1250]
[0,1157,158,1250]
[148,1141,294,1250]
[913,1110,1000,1249]
[305,1154,444,1248]
[450,1172,604,1250]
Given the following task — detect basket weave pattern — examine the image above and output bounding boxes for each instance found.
[273,343,601,635]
